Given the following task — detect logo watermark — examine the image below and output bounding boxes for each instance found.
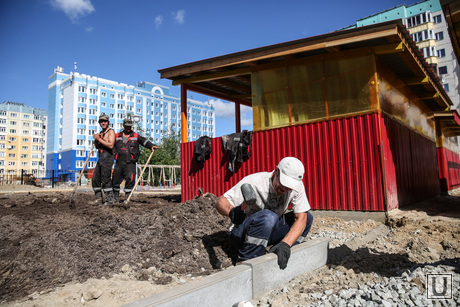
[427,274,452,299]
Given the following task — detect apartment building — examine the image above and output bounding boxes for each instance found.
[345,0,460,110]
[47,66,215,173]
[0,101,47,176]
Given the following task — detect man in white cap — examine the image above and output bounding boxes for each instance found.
[215,157,313,269]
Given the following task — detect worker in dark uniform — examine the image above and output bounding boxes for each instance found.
[92,113,116,205]
[112,118,159,202]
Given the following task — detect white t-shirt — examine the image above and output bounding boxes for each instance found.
[223,171,311,218]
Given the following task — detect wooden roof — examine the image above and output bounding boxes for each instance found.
[158,20,452,111]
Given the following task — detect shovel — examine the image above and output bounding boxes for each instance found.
[69,143,95,208]
[124,149,155,205]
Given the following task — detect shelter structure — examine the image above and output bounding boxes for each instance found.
[159,20,460,211]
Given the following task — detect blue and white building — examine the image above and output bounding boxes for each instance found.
[344,0,460,110]
[47,66,215,173]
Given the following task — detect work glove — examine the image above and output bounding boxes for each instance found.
[229,206,246,225]
[269,241,291,270]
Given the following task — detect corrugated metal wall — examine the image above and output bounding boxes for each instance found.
[437,147,460,191]
[380,114,441,210]
[182,113,385,211]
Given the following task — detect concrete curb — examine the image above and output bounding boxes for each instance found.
[123,238,329,307]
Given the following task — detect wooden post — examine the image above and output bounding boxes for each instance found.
[181,84,188,143]
[235,102,241,133]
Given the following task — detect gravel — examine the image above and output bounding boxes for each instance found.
[248,215,460,307]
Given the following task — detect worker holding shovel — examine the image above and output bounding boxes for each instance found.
[92,113,116,205]
[112,118,159,203]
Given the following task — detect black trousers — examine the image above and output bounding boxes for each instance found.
[92,155,114,195]
[112,160,137,194]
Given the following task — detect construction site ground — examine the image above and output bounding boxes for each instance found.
[0,184,459,306]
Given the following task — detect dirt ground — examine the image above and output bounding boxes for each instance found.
[0,187,459,306]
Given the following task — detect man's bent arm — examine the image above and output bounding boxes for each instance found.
[215,196,234,217]
[282,211,307,246]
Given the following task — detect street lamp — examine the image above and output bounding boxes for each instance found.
[132,115,141,123]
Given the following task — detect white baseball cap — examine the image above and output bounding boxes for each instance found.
[277,157,305,192]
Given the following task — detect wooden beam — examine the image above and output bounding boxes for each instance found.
[374,42,405,55]
[172,67,251,85]
[420,92,440,99]
[404,76,429,85]
[181,85,188,143]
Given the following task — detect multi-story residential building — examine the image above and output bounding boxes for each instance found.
[0,101,47,176]
[47,66,215,173]
[345,0,460,110]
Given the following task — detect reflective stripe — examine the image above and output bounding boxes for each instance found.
[103,188,113,192]
[296,235,305,244]
[124,189,132,193]
[113,187,120,192]
[93,187,102,191]
[245,235,268,247]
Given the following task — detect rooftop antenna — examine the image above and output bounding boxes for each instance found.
[74,61,78,72]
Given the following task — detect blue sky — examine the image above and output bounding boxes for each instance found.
[0,0,420,137]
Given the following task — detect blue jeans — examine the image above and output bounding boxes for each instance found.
[230,209,314,261]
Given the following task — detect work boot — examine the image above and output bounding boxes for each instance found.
[103,191,114,206]
[241,183,261,214]
[113,190,119,203]
[91,191,102,205]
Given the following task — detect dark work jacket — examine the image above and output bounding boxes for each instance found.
[95,128,114,160]
[115,131,155,163]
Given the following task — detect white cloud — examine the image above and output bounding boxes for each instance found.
[173,9,185,24]
[155,15,164,30]
[212,99,234,117]
[85,26,93,32]
[212,99,253,127]
[50,0,95,23]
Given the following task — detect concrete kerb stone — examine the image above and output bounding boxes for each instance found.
[123,265,252,307]
[123,238,329,307]
[242,237,329,297]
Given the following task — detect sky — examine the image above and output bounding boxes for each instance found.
[0,0,422,137]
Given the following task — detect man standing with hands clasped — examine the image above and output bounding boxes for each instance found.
[112,118,159,202]
[214,157,313,269]
[92,113,116,205]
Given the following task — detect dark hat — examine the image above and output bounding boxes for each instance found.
[123,118,133,126]
[98,113,109,121]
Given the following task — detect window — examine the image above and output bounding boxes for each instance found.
[76,139,84,146]
[0,127,5,132]
[9,154,15,158]
[32,145,41,150]
[23,122,29,127]
[101,92,107,98]
[11,113,17,117]
[10,121,16,125]
[434,15,442,24]
[0,111,6,116]
[23,114,30,119]
[118,94,124,99]
[78,107,86,113]
[438,49,446,58]
[110,104,114,108]
[90,88,97,94]
[110,94,115,99]
[443,83,450,92]
[435,32,444,41]
[23,138,29,142]
[9,161,15,166]
[22,130,29,135]
[9,129,16,134]
[78,86,86,92]
[21,154,28,158]
[32,138,40,143]
[439,66,448,75]
[78,97,86,103]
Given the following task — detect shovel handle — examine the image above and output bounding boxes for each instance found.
[125,149,155,204]
[71,142,95,196]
